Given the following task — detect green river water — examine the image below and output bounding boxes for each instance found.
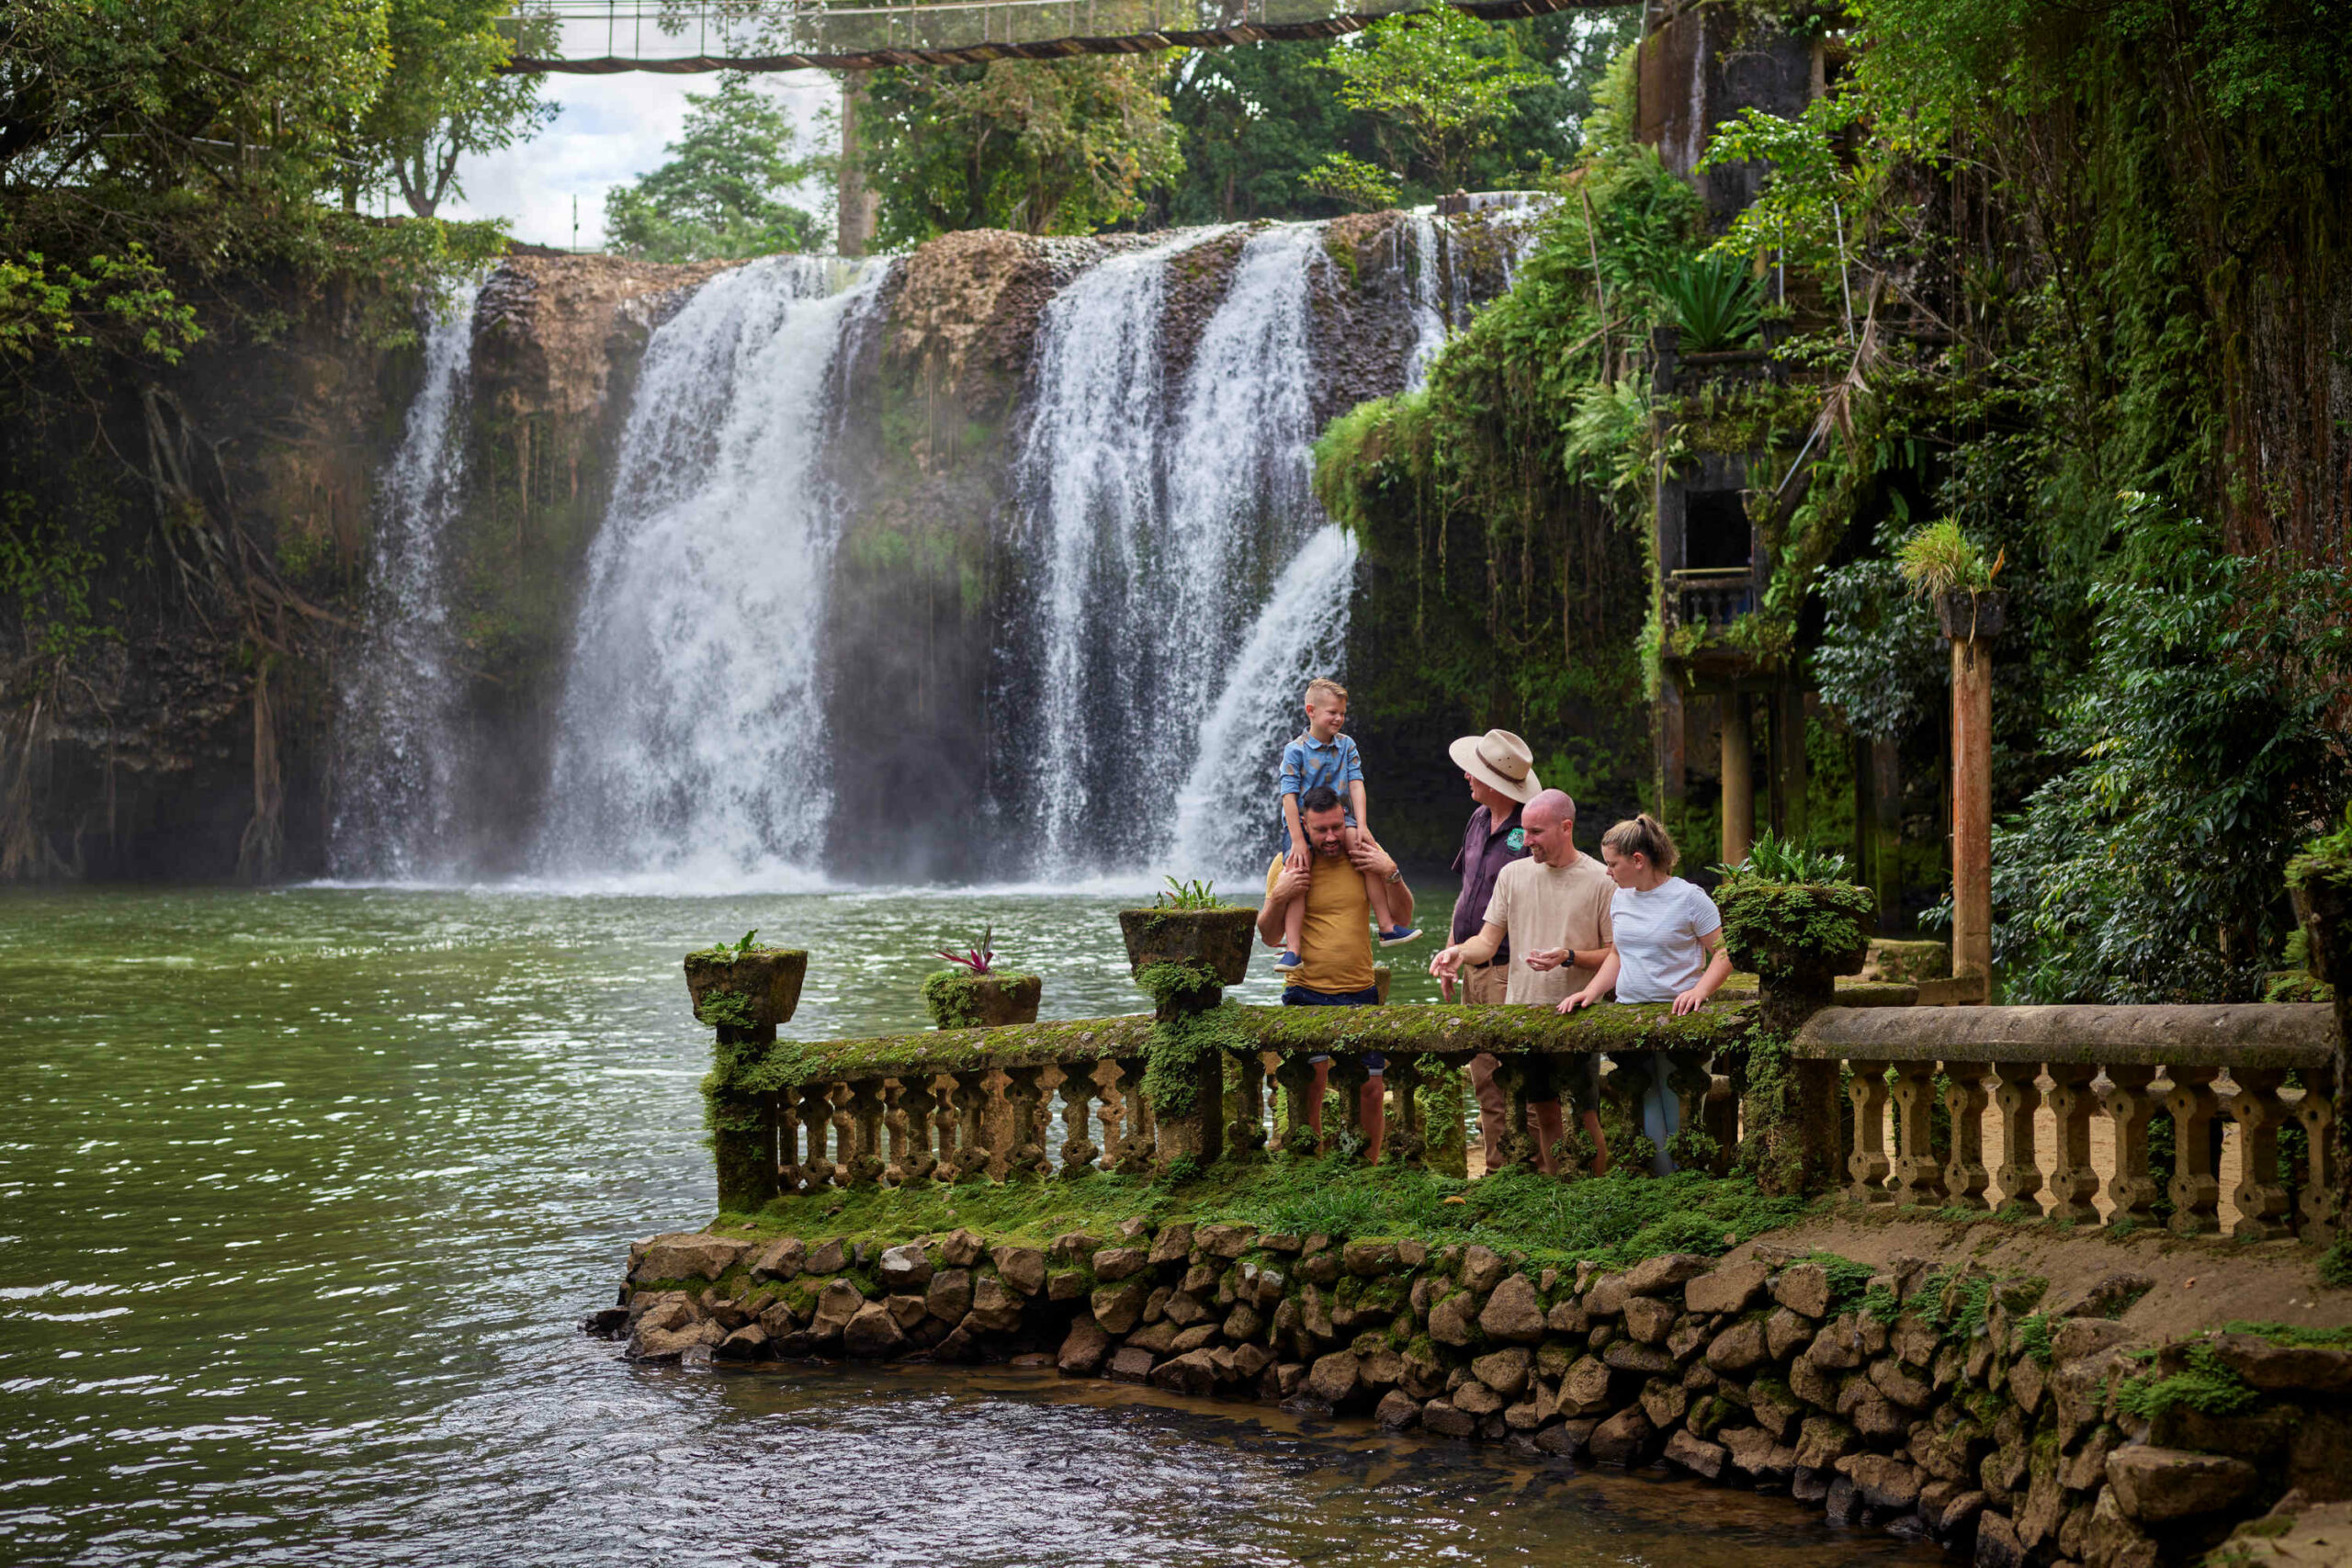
[0,886,1944,1566]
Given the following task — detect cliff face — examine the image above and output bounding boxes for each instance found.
[2,209,1532,884]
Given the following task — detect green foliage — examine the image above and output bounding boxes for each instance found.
[1140,998,1253,1118]
[920,968,983,1028]
[859,57,1182,245]
[2287,805,2352,889]
[1657,253,1761,351]
[2012,1310,2055,1366]
[357,0,558,220]
[605,77,826,262]
[1312,10,1547,197]
[0,490,117,663]
[1718,827,1849,886]
[1894,519,2003,600]
[1713,872,1877,982]
[695,988,756,1031]
[1306,153,1402,213]
[1154,876,1223,911]
[2116,1343,2260,1421]
[1988,514,2352,1002]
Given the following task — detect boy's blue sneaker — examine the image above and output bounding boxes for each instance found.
[1273,950,1304,970]
[1377,926,1421,947]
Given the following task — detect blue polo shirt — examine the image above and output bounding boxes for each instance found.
[1279,730,1364,825]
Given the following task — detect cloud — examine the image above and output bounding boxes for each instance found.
[440,32,839,249]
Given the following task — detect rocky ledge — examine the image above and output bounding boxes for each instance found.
[591,1224,2350,1568]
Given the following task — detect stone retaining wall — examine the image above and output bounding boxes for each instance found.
[594,1224,2351,1567]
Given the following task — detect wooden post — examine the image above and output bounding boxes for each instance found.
[837,78,878,257]
[1939,592,2005,990]
[1720,691,1753,866]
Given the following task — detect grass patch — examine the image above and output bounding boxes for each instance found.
[716,1162,1817,1272]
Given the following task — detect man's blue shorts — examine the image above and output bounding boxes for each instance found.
[1282,984,1385,1073]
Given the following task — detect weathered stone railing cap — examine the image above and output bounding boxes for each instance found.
[1795,1001,2336,1069]
[769,1000,1752,1089]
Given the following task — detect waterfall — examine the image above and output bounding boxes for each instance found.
[1170,524,1363,881]
[1006,223,1340,879]
[330,279,481,882]
[1404,210,1450,390]
[531,255,881,889]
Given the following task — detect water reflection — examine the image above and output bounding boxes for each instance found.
[0,887,1939,1566]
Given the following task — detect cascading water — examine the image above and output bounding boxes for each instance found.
[1403,210,1452,390]
[330,279,481,882]
[1006,223,1340,880]
[531,255,881,888]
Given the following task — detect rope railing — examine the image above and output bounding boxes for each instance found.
[501,0,1635,73]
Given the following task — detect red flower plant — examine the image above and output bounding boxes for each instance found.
[935,924,996,976]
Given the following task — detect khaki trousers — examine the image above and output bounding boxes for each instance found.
[1461,963,1545,1164]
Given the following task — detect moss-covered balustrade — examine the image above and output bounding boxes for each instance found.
[685,886,2351,1249]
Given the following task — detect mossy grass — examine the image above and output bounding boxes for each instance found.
[707,1163,1817,1276]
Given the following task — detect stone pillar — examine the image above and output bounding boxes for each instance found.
[2290,849,2352,1239]
[1729,878,1875,1196]
[1720,692,1753,867]
[710,1023,779,1212]
[1869,738,1904,934]
[1656,678,1686,825]
[1939,591,2005,989]
[1770,678,1808,842]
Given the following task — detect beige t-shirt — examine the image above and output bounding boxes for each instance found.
[1482,852,1616,1005]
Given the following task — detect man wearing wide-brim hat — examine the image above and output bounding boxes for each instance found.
[1436,729,1582,1172]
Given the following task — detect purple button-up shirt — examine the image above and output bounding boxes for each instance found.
[1450,805,1528,957]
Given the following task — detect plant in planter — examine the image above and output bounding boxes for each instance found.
[1895,517,2007,640]
[921,925,1042,1030]
[683,930,808,1029]
[1710,831,1878,994]
[1117,876,1258,985]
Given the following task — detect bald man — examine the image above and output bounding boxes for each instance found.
[1430,788,1613,1176]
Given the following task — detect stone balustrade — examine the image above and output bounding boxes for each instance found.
[697,963,2347,1249]
[1794,1003,2340,1243]
[707,1003,1748,1209]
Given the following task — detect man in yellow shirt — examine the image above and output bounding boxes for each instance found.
[1258,784,1416,1162]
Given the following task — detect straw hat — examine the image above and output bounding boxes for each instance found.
[1448,728,1541,804]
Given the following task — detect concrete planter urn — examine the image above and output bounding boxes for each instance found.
[922,970,1043,1030]
[1713,881,1876,999]
[684,947,808,1029]
[1934,587,2007,642]
[1116,908,1257,986]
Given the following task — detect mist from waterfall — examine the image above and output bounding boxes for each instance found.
[531,255,881,889]
[1006,223,1343,881]
[330,280,481,881]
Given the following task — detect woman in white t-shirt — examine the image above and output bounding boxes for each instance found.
[1555,814,1732,1171]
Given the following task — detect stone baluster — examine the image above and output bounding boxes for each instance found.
[846,1078,886,1186]
[1846,1059,1893,1202]
[896,1074,938,1184]
[1227,1049,1269,1159]
[1329,1053,1372,1159]
[775,1089,805,1197]
[1990,1062,2043,1214]
[1888,1060,1944,1207]
[1272,1054,1319,1157]
[1094,1058,1129,1170]
[1003,1065,1050,1179]
[878,1078,909,1185]
[1113,1055,1157,1174]
[2101,1065,2164,1224]
[2296,1063,2340,1243]
[1703,1072,1739,1173]
[829,1083,858,1186]
[1665,1050,1718,1172]
[1939,1062,1992,1211]
[1057,1064,1101,1176]
[1491,1055,1538,1170]
[2044,1064,2103,1223]
[2164,1066,2222,1236]
[798,1082,836,1190]
[1385,1054,1425,1168]
[930,1071,962,1183]
[951,1070,994,1182]
[2225,1067,2294,1241]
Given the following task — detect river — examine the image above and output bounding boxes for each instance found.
[0,886,1942,1566]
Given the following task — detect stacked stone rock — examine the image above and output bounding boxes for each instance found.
[601,1226,2348,1568]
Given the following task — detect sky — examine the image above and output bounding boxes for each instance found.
[436,22,838,249]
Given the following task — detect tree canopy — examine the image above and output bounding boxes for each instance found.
[605,77,828,262]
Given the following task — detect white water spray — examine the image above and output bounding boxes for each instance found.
[532,256,879,887]
[331,279,481,881]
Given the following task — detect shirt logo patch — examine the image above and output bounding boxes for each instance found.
[1506,828,1526,852]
